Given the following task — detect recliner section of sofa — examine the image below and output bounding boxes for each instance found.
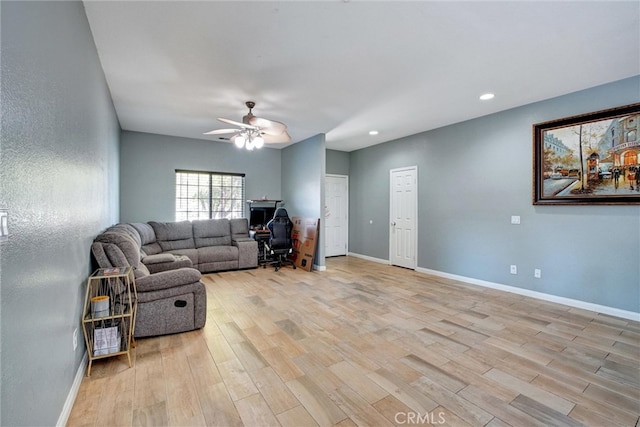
[91,228,206,338]
[91,218,258,338]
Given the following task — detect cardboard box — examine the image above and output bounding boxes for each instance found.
[290,217,320,271]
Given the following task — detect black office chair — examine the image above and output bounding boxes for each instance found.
[266,208,296,271]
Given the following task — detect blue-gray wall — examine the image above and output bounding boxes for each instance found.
[120,131,282,223]
[120,131,327,266]
[0,1,120,425]
[326,149,350,175]
[282,134,326,266]
[349,76,640,313]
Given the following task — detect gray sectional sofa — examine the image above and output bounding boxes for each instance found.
[91,218,258,337]
[139,219,258,272]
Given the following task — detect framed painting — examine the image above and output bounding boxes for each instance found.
[533,103,640,205]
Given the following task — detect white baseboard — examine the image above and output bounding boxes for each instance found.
[57,351,87,427]
[417,267,639,322]
[346,252,639,321]
[347,252,390,265]
[313,264,327,271]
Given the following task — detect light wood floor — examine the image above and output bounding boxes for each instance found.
[68,256,640,427]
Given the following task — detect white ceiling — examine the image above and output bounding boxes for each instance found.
[83,1,640,152]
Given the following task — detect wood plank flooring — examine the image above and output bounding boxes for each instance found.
[68,256,640,426]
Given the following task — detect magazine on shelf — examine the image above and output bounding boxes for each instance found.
[99,267,127,276]
[93,325,121,356]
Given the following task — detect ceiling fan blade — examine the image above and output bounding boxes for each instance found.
[217,117,257,130]
[203,128,241,135]
[247,116,287,135]
[261,131,291,144]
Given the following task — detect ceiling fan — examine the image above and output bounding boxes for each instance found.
[204,101,291,150]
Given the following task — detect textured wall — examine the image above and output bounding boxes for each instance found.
[119,131,282,223]
[0,2,120,425]
[282,134,326,266]
[349,76,640,313]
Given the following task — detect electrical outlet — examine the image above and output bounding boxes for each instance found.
[534,268,542,278]
[511,215,521,225]
[510,265,517,274]
[73,328,78,351]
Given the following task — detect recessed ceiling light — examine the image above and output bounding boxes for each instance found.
[479,93,495,101]
[369,130,379,135]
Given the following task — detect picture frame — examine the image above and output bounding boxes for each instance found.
[533,103,640,205]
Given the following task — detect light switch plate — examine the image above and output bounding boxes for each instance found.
[0,210,8,242]
[511,215,521,225]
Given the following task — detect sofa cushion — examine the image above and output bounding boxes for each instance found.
[94,232,141,267]
[197,245,238,264]
[104,244,129,267]
[192,219,231,248]
[230,218,250,240]
[140,242,162,256]
[91,242,112,268]
[134,262,150,280]
[132,221,162,256]
[108,223,141,247]
[166,248,199,267]
[131,222,155,244]
[150,221,195,251]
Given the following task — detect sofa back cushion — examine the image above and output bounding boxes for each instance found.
[192,219,231,248]
[93,232,141,268]
[150,221,195,251]
[131,222,162,255]
[91,241,113,268]
[106,223,142,247]
[230,218,250,240]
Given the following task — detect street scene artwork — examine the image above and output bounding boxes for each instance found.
[533,103,640,205]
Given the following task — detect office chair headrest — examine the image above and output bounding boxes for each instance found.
[273,207,289,219]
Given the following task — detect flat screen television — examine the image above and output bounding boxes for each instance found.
[249,206,276,230]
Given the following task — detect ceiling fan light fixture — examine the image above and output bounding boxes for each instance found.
[206,101,289,150]
[235,135,245,148]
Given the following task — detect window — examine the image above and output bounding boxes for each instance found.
[175,170,245,221]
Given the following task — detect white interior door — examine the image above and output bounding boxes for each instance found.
[390,166,417,269]
[325,174,348,257]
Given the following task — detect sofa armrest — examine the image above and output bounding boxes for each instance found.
[142,253,176,264]
[232,237,254,244]
[142,254,193,274]
[136,267,202,292]
[233,238,258,269]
